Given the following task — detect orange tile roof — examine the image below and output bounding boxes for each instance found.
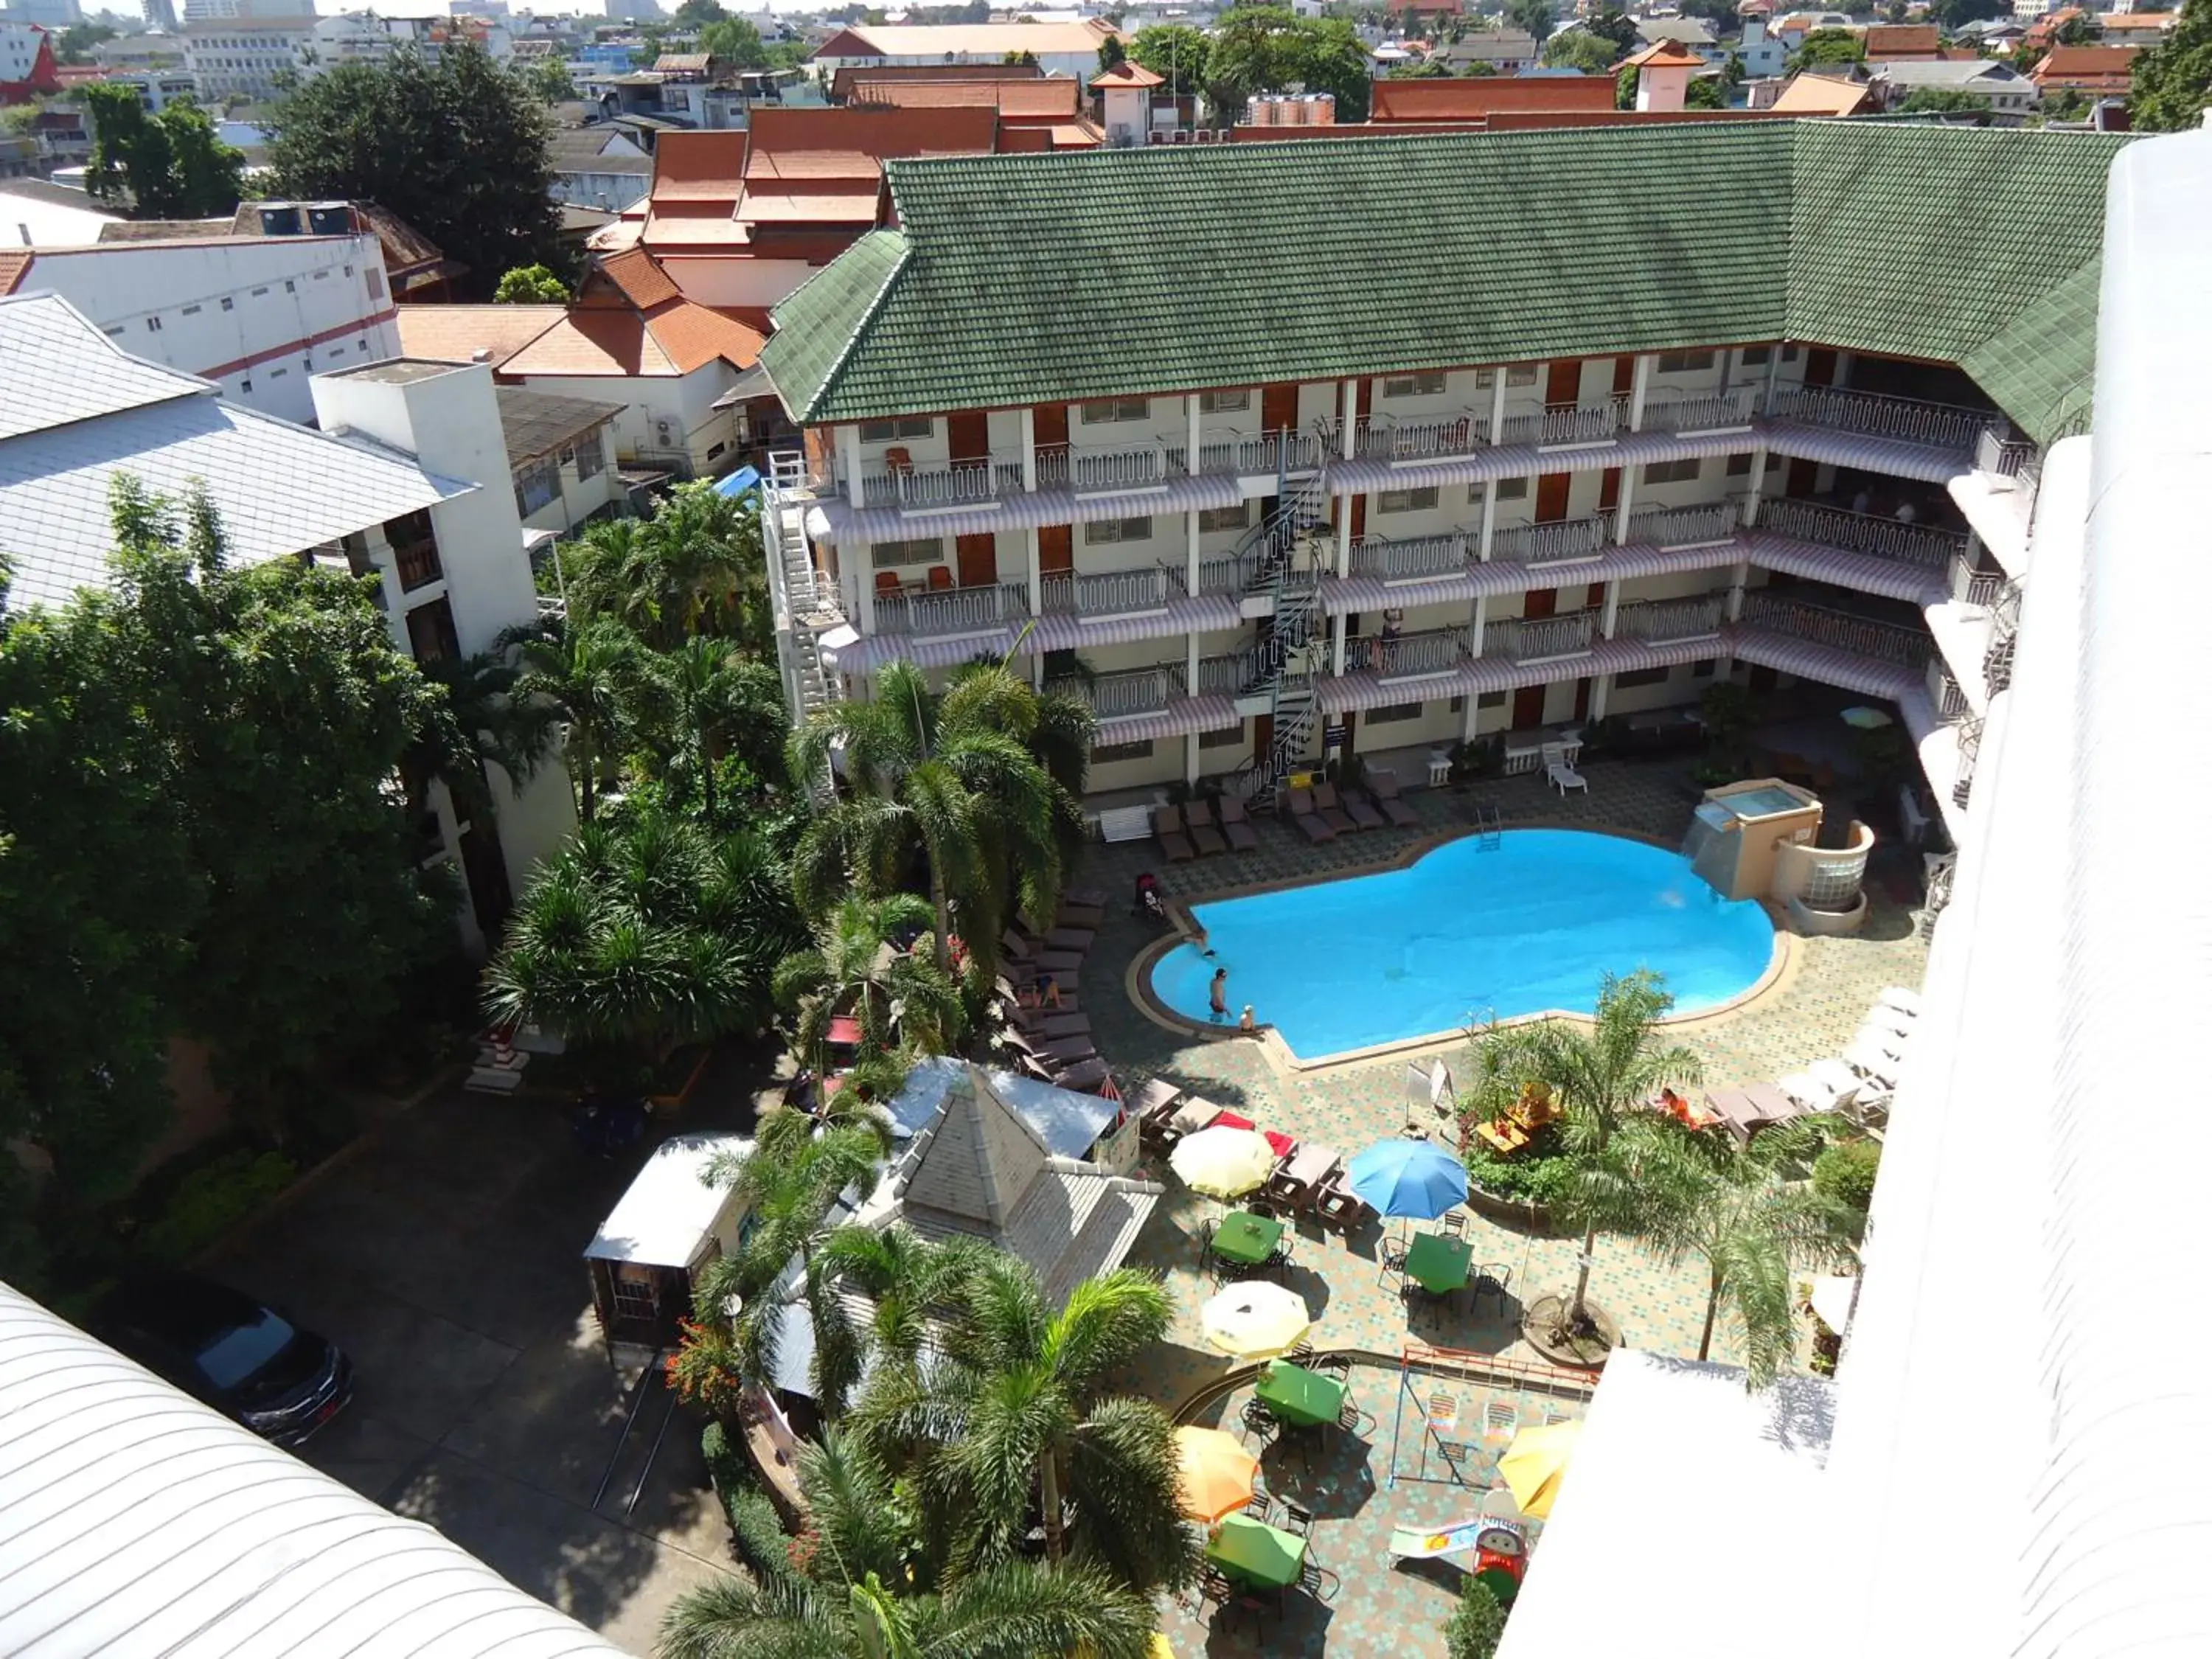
[1864,24,1941,56]
[1624,41,1707,69]
[643,213,754,248]
[0,251,31,296]
[644,302,766,376]
[1370,76,1616,120]
[591,246,683,310]
[736,192,883,224]
[1768,72,1874,114]
[2033,42,2139,85]
[650,131,748,204]
[504,309,677,377]
[998,80,1082,117]
[846,80,1000,108]
[393,303,564,366]
[1046,122,1101,149]
[744,105,1000,175]
[1090,60,1163,90]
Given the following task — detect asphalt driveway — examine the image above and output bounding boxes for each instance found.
[205,1052,774,1655]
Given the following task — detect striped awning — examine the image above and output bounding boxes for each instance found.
[1316,633,1724,714]
[1029,594,1242,651]
[813,472,1245,546]
[837,627,1028,672]
[1761,421,1971,486]
[1727,627,1924,700]
[1321,538,1745,617]
[1323,425,1759,499]
[1091,694,1242,746]
[1745,531,1947,605]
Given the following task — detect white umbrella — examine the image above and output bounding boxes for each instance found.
[1169,1124,1276,1199]
[1200,1281,1313,1361]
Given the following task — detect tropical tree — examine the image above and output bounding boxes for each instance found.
[1129,22,1209,97]
[659,1430,1156,1659]
[647,636,790,819]
[776,893,966,1082]
[1575,1117,1862,1388]
[804,1223,996,1419]
[484,807,799,1056]
[852,1257,1198,1594]
[411,636,561,821]
[494,262,571,303]
[789,661,1081,977]
[1478,970,1703,1340]
[83,84,244,219]
[563,481,769,651]
[515,618,648,821]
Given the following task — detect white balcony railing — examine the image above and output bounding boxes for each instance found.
[1492,513,1612,566]
[1045,662,1183,718]
[1627,499,1742,548]
[1490,608,1599,664]
[1344,625,1470,678]
[1197,651,1260,697]
[1974,425,2039,481]
[1350,529,1476,582]
[1034,442,1186,492]
[1639,386,1758,432]
[1500,398,1630,447]
[858,455,1023,509]
[1037,563,1183,616]
[1197,553,1262,595]
[875,580,1032,637]
[1615,593,1727,644]
[1351,412,1490,461]
[1759,497,1966,569]
[1194,430,1324,476]
[1767,385,1988,453]
[1949,552,2006,609]
[1739,591,1934,669]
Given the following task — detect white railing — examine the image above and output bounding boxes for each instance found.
[1197,651,1258,697]
[1196,430,1324,476]
[1639,386,1757,432]
[1739,591,1934,668]
[1490,608,1599,663]
[1935,666,1971,719]
[1492,513,1612,566]
[1500,398,1630,447]
[1350,530,1475,581]
[1628,499,1742,548]
[1974,425,2039,480]
[1037,564,1183,616]
[875,580,1032,636]
[1949,552,2006,608]
[1034,442,1186,491]
[1759,497,1964,569]
[1046,662,1183,717]
[1197,553,1262,594]
[1768,385,1988,453]
[859,455,1021,509]
[1952,714,1983,808]
[1345,625,1470,678]
[1352,412,1490,460]
[1616,594,1727,644]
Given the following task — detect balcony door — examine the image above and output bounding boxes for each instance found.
[1039,524,1074,575]
[1523,588,1557,620]
[1035,402,1069,450]
[1803,348,1837,388]
[1534,472,1571,523]
[1261,382,1298,435]
[1612,355,1635,397]
[956,533,998,588]
[1545,358,1580,408]
[947,410,989,465]
[1596,466,1621,515]
[1511,683,1546,731]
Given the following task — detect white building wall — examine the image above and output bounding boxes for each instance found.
[502,364,740,476]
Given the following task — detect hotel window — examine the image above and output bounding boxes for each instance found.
[1613,665,1670,689]
[1781,344,1801,361]
[1378,486,1439,514]
[1739,345,1771,368]
[1494,476,1528,500]
[1693,658,1718,678]
[1656,349,1717,373]
[1199,723,1245,749]
[1092,737,1154,764]
[1477,690,1506,709]
[1474,368,1495,389]
[574,429,605,480]
[1642,458,1702,485]
[1199,388,1249,413]
[145,316,162,332]
[1381,370,1445,398]
[386,509,443,591]
[1725,452,1755,476]
[1079,396,1150,424]
[182,303,201,316]
[404,597,462,665]
[366,268,384,300]
[1197,501,1249,532]
[1085,515,1152,544]
[513,456,561,518]
[871,535,944,569]
[1368,701,1424,723]
[1506,364,1539,386]
[859,415,931,442]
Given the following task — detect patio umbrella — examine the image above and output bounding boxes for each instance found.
[1344,1138,1469,1225]
[1173,1425,1261,1523]
[1170,1124,1277,1199]
[1840,706,1894,730]
[1498,1419,1582,1519]
[1200,1281,1313,1361]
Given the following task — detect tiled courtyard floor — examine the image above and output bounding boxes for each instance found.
[1062,757,1929,1656]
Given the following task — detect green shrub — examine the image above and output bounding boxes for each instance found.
[700,1422,797,1587]
[1444,1573,1507,1659]
[1464,1127,1578,1210]
[1812,1138,1882,1212]
[139,1149,296,1262]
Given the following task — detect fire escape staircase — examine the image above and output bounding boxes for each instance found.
[1230,454,1331,804]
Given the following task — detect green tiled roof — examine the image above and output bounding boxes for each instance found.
[761,122,2132,448]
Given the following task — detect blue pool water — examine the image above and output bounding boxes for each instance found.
[1151,830,1775,1059]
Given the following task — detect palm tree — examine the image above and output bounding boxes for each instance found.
[411,636,560,819]
[852,1256,1197,1595]
[805,1224,995,1419]
[658,1430,1155,1659]
[650,636,790,819]
[790,662,1077,977]
[1481,970,1703,1338]
[565,482,768,651]
[775,893,966,1081]
[515,619,648,821]
[1576,1117,1862,1388]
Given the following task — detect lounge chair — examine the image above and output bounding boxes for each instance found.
[1854,1022,1909,1062]
[1020,919,1096,953]
[1217,793,1260,852]
[1876,985,1923,1018]
[1777,1065,1855,1114]
[1152,804,1194,863]
[1186,798,1217,829]
[1863,1004,1915,1041]
[1285,787,1335,844]
[995,973,1079,1014]
[1366,769,1420,829]
[1006,1007,1091,1040]
[1127,1077,1183,1123]
[1542,742,1587,796]
[1339,785,1386,831]
[1190,818,1228,857]
[1057,899,1106,930]
[1005,1029,1097,1068]
[1310,782,1358,834]
[1000,931,1081,975]
[1046,1054,1111,1093]
[1842,1037,1904,1089]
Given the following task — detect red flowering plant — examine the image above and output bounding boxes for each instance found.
[664,1318,747,1421]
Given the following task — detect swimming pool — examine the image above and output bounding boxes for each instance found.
[1148,830,1777,1060]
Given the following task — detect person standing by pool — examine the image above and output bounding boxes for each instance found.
[1209,967,1230,1022]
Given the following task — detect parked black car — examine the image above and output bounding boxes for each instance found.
[95,1273,354,1447]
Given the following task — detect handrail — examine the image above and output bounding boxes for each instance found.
[1044,661,1184,717]
[1615,594,1726,643]
[1739,591,1933,668]
[1768,384,1987,452]
[1761,497,1964,568]
[1351,411,1490,460]
[1627,499,1741,548]
[1489,608,1598,662]
[1349,529,1476,581]
[1638,386,1757,432]
[1037,563,1183,616]
[1492,514,1611,566]
[875,580,1031,636]
[1343,625,1470,677]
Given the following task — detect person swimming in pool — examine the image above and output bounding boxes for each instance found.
[1191,921,1215,959]
[1209,967,1230,1022]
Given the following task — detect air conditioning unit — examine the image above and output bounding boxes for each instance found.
[655,418,675,445]
[1171,128,1191,144]
[1147,128,1167,144]
[1194,128,1215,143]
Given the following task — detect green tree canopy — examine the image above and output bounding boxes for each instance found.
[1790,27,1866,70]
[2132,0,2212,128]
[699,15,771,67]
[521,54,576,103]
[1542,29,1623,72]
[1098,33,1127,72]
[1930,0,2010,24]
[1200,6,1373,121]
[1686,74,1728,107]
[493,262,571,303]
[56,21,119,65]
[266,44,562,302]
[1128,23,1209,96]
[1502,0,1556,41]
[83,85,245,220]
[672,0,728,24]
[1899,85,1992,112]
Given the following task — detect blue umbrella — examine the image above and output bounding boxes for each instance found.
[1344,1138,1469,1226]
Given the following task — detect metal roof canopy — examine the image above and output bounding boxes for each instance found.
[582,1132,751,1270]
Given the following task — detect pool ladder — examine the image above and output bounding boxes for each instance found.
[1473,802,1502,850]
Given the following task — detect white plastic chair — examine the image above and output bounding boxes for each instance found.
[1843,1038,1903,1088]
[1541,744,1587,796]
[1876,986,1923,1018]
[1854,1023,1909,1062]
[1864,1004,1915,1040]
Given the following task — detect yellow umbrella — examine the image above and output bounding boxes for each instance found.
[1200,1281,1312,1361]
[1150,1637,1176,1659]
[1172,1425,1260,1523]
[1498,1419,1582,1519]
[1169,1124,1276,1199]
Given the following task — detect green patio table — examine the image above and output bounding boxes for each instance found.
[1405,1231,1475,1297]
[1211,1210,1284,1267]
[1255,1360,1347,1428]
[1207,1513,1308,1591]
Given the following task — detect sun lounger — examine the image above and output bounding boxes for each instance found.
[1366,769,1421,828]
[1152,804,1195,863]
[1007,1009,1091,1040]
[1876,986,1922,1018]
[1021,921,1096,953]
[1031,1053,1110,1093]
[1863,1004,1915,1040]
[1310,782,1359,834]
[1778,1068,1854,1113]
[1285,787,1335,844]
[1216,793,1259,851]
[1000,931,1082,975]
[1190,821,1228,857]
[1006,1029,1097,1067]
[1128,1077,1183,1122]
[1843,1038,1904,1088]
[1542,742,1587,797]
[1186,798,1217,830]
[1057,900,1105,930]
[995,973,1079,1012]
[1389,1520,1490,1562]
[1340,787,1387,831]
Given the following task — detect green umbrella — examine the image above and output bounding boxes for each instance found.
[1840,706,1893,730]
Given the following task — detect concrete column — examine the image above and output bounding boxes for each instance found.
[1478,479,1499,560]
[1628,353,1655,431]
[1742,445,1769,526]
[838,424,865,511]
[1019,406,1037,492]
[1187,628,1200,692]
[1331,611,1349,678]
[1463,594,1487,740]
[1613,473,1636,546]
[1186,393,1202,477]
[1340,378,1360,457]
[1186,732,1200,785]
[1590,677,1611,723]
[1761,349,1782,417]
[1026,526,1043,617]
[1600,580,1621,638]
[1186,508,1201,599]
[1726,558,1750,621]
[1489,369,1509,446]
[1336,497,1353,577]
[855,539,877,632]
